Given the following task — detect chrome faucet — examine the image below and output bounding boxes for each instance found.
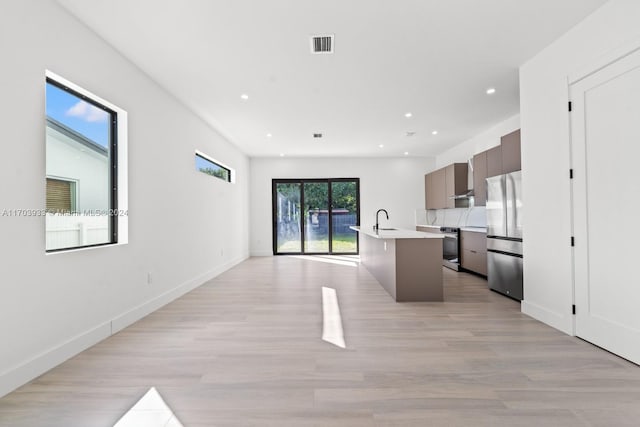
[374,209,389,232]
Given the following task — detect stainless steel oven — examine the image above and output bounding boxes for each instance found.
[440,226,460,271]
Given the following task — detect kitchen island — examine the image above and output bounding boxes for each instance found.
[351,226,444,302]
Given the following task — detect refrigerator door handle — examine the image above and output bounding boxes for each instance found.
[505,171,523,239]
[487,248,523,258]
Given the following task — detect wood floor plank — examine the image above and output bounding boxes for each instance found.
[1,256,639,426]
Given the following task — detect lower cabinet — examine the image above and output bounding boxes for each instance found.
[460,230,487,276]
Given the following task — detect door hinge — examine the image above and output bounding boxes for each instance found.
[571,236,575,247]
[569,169,573,179]
[568,101,572,112]
[572,304,576,315]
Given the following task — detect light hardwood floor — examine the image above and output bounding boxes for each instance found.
[1,256,640,426]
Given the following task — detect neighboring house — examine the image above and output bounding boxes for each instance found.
[45,117,110,249]
[45,117,109,213]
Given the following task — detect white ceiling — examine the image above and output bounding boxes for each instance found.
[58,0,607,158]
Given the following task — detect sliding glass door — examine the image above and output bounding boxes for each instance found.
[303,181,330,252]
[331,180,358,253]
[273,178,359,255]
[274,182,301,253]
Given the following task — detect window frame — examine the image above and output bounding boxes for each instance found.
[195,151,233,183]
[45,72,127,253]
[271,178,360,255]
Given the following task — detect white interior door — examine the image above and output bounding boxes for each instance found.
[570,48,640,364]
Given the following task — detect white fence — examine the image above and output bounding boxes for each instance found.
[46,214,110,250]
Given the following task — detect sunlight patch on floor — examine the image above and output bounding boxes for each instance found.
[292,255,360,267]
[322,286,346,349]
[114,387,183,427]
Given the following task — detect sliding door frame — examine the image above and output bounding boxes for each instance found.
[272,178,360,255]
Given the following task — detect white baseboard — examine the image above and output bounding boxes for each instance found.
[0,255,248,399]
[521,300,574,335]
[111,255,247,333]
[0,322,111,398]
[250,250,273,257]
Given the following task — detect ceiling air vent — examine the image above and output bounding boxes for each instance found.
[310,35,334,54]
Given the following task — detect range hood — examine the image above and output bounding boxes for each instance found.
[449,189,474,200]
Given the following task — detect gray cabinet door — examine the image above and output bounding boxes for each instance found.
[487,145,502,178]
[445,164,455,209]
[501,129,521,173]
[432,168,446,209]
[473,151,488,206]
[424,173,433,209]
[460,231,487,275]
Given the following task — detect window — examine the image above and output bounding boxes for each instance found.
[272,178,360,255]
[45,74,122,252]
[195,152,232,182]
[46,177,77,213]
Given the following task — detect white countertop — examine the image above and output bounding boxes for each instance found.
[416,224,488,234]
[351,226,444,240]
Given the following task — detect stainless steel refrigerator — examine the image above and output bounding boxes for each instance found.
[486,170,523,300]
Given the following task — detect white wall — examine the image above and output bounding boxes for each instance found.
[520,0,640,333]
[0,0,250,397]
[250,157,435,256]
[435,114,520,169]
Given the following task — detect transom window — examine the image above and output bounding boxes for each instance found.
[195,152,232,183]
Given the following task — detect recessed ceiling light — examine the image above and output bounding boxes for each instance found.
[379,144,384,148]
[404,151,409,156]
[486,88,496,95]
[404,112,412,118]
[432,130,438,135]
[279,153,285,157]
[266,133,272,138]
[240,94,249,100]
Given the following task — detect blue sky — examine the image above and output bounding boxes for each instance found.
[195,155,223,172]
[46,82,110,147]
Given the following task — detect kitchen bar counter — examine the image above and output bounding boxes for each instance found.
[351,226,444,302]
[353,226,445,240]
[416,224,488,233]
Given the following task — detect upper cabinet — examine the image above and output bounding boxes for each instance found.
[473,151,488,206]
[501,129,521,174]
[425,172,434,209]
[425,163,468,210]
[472,129,521,206]
[486,145,502,178]
[425,130,521,209]
[425,167,446,209]
[445,163,468,209]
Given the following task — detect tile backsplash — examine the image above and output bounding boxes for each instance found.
[416,206,486,228]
